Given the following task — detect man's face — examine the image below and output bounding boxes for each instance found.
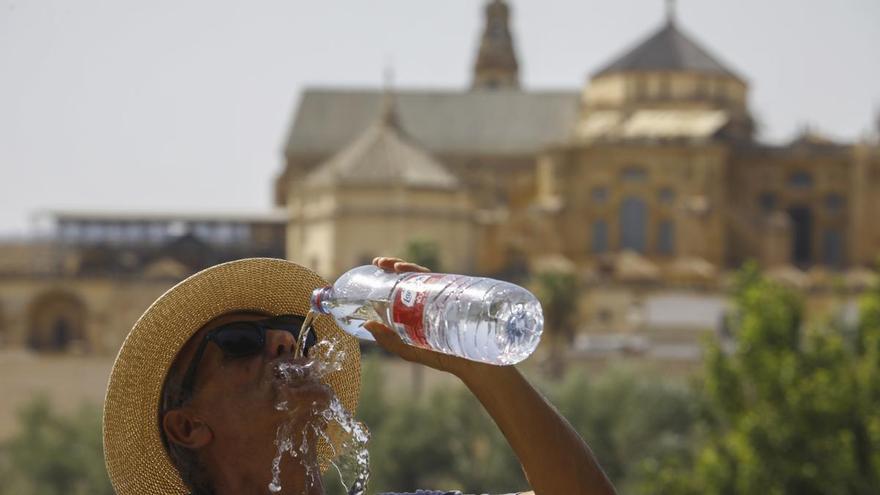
[162,311,334,492]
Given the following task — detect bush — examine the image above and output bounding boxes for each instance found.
[0,397,112,495]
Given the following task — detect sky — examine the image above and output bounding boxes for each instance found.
[1,0,878,235]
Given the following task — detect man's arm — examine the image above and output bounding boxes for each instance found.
[365,258,616,495]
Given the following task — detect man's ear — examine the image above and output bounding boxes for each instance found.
[163,408,213,450]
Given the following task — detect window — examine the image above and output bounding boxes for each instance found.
[58,222,79,242]
[619,197,648,253]
[658,220,675,255]
[621,166,648,183]
[759,192,777,212]
[591,186,609,204]
[26,291,87,353]
[148,223,167,242]
[591,221,609,253]
[822,230,844,268]
[788,171,814,189]
[658,188,676,205]
[84,223,105,242]
[825,193,845,214]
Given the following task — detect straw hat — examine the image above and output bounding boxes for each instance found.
[102,258,360,494]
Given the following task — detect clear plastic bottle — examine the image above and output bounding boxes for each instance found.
[310,265,544,365]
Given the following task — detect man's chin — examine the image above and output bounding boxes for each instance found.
[274,379,334,417]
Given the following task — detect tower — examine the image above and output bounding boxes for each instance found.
[472,0,520,90]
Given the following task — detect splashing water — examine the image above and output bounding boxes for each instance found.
[268,333,371,495]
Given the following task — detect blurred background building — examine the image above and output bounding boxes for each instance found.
[0,0,878,438]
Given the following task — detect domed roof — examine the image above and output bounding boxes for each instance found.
[594,20,742,81]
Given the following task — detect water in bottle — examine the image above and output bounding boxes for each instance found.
[310,265,543,365]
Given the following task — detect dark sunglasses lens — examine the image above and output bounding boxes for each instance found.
[214,323,263,357]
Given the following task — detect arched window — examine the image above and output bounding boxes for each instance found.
[788,171,814,189]
[591,221,609,253]
[621,166,648,183]
[658,220,675,255]
[825,193,845,214]
[26,291,88,353]
[591,186,609,204]
[620,197,648,253]
[658,187,676,205]
[823,230,845,268]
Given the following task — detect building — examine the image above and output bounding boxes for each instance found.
[0,2,878,436]
[0,210,285,354]
[278,1,880,280]
[276,0,880,364]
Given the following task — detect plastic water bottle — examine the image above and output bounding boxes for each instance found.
[310,265,544,365]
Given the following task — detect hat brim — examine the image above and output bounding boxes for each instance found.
[102,258,360,494]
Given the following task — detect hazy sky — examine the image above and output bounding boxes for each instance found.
[2,0,878,234]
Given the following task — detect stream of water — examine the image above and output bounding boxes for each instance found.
[268,335,370,495]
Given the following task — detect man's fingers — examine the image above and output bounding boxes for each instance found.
[363,320,392,337]
[372,257,431,273]
[393,261,430,273]
[372,257,405,271]
[364,321,402,349]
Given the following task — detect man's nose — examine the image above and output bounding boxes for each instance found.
[265,329,297,358]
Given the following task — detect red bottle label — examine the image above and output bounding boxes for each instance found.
[391,274,455,347]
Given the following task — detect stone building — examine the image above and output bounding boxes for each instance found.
[278,1,880,280]
[0,211,285,354]
[274,0,880,367]
[286,93,474,275]
[0,2,878,434]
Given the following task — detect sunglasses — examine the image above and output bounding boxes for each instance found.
[175,314,317,407]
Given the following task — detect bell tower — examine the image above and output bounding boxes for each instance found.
[472,0,520,90]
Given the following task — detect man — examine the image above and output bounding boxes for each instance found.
[103,257,616,494]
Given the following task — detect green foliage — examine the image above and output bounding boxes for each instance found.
[401,240,441,272]
[546,368,697,495]
[356,362,694,494]
[531,269,580,377]
[0,397,113,495]
[652,267,880,495]
[3,361,694,495]
[15,265,876,495]
[532,269,579,342]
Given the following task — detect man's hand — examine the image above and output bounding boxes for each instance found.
[363,256,493,379]
[363,256,616,495]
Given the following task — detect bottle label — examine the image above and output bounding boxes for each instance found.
[391,273,457,347]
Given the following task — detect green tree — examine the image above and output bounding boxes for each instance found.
[367,383,526,494]
[0,397,113,495]
[401,240,441,272]
[546,366,697,494]
[531,267,579,377]
[651,264,880,494]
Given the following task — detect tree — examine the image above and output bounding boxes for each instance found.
[531,266,579,378]
[0,397,113,495]
[651,264,880,494]
[546,366,697,494]
[367,382,527,494]
[401,240,441,272]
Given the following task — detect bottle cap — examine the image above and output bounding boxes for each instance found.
[310,286,333,314]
